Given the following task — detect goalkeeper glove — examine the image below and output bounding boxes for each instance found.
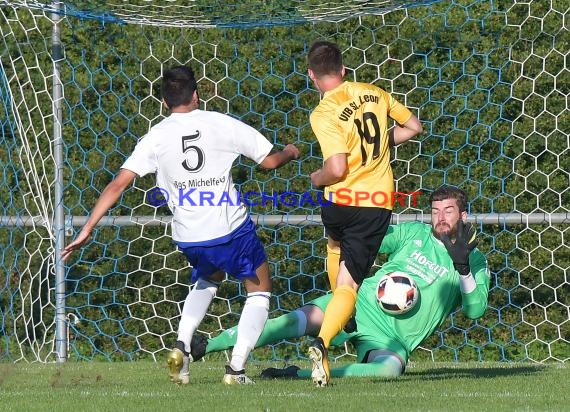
[441,220,478,276]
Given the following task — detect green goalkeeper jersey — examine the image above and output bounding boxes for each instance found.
[351,221,490,362]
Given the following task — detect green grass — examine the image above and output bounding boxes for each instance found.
[0,361,568,412]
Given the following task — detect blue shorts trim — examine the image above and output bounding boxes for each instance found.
[176,218,251,248]
[177,217,267,282]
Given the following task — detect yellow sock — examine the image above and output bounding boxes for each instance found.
[318,285,357,348]
[326,245,340,292]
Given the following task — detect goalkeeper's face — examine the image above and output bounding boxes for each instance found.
[431,198,467,240]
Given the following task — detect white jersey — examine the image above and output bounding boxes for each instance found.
[121,110,273,243]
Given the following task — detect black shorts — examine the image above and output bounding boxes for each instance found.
[321,203,392,285]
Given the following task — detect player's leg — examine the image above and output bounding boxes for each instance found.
[176,272,223,354]
[327,333,407,378]
[207,297,329,353]
[327,238,359,332]
[207,308,299,352]
[265,339,405,380]
[316,262,359,347]
[309,205,391,386]
[220,218,273,384]
[167,259,223,385]
[333,349,405,378]
[296,349,405,379]
[260,299,356,380]
[327,236,355,332]
[326,239,341,292]
[308,205,356,387]
[308,263,357,387]
[222,260,271,384]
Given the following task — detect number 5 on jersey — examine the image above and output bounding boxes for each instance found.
[182,131,205,172]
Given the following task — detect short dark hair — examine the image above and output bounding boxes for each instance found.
[161,65,197,109]
[429,186,469,212]
[307,41,343,78]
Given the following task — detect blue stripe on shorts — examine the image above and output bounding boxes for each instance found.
[178,217,267,282]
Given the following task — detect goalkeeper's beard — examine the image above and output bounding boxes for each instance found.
[433,223,457,241]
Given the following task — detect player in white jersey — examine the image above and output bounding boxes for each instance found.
[62,65,300,385]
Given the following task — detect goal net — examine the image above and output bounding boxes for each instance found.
[0,0,568,363]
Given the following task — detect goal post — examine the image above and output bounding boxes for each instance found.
[0,0,568,364]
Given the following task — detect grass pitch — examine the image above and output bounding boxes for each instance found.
[0,360,567,412]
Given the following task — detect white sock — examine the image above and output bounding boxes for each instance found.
[177,278,218,354]
[229,292,271,372]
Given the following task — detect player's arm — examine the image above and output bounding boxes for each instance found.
[230,117,299,169]
[259,144,300,169]
[441,220,490,319]
[61,168,137,261]
[310,153,347,187]
[309,110,349,187]
[459,251,491,319]
[389,114,423,146]
[385,93,423,146]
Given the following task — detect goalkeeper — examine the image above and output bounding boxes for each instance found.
[186,186,490,379]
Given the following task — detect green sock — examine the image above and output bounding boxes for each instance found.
[206,310,304,354]
[297,356,403,378]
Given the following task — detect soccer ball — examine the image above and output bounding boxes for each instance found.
[376,272,419,315]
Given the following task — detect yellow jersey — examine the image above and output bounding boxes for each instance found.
[310,81,413,208]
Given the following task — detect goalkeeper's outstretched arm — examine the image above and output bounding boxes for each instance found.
[460,250,491,319]
[441,220,490,319]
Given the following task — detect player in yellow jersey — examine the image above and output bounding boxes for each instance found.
[306,40,424,387]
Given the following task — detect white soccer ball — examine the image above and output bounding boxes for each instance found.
[376,272,419,315]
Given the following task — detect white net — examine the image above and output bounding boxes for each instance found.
[5,0,441,27]
[0,0,568,363]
